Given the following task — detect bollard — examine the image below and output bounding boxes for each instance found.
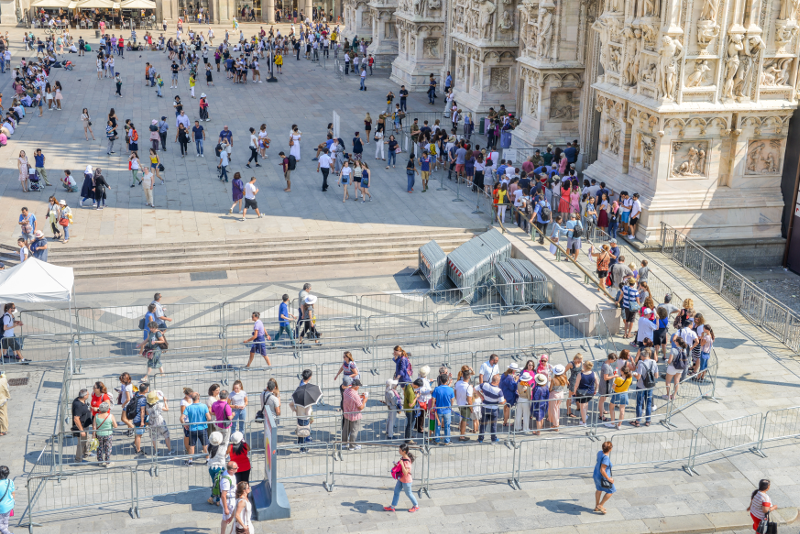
[471,185,484,214]
[437,167,447,191]
[452,175,463,202]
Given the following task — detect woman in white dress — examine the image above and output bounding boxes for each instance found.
[233,481,253,534]
[289,125,302,162]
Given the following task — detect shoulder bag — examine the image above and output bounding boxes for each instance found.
[0,480,13,516]
[599,455,613,489]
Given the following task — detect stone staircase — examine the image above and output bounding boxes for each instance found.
[47,228,485,278]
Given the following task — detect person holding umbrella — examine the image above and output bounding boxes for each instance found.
[290,369,322,453]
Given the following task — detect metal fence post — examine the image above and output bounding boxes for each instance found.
[131,466,140,518]
[671,231,678,260]
[699,254,706,282]
[472,185,484,214]
[718,265,725,293]
[682,241,689,267]
[452,175,463,202]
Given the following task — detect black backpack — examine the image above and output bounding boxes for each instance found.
[672,347,687,370]
[641,361,657,388]
[288,155,297,170]
[125,393,142,419]
[571,221,583,238]
[540,205,552,222]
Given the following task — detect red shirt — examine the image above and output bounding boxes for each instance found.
[229,442,251,471]
[90,393,112,415]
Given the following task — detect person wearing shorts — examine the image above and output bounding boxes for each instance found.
[241,176,262,220]
[244,311,271,368]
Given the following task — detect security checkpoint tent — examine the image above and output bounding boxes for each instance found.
[0,258,74,303]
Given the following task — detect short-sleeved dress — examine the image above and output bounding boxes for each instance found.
[593,451,615,493]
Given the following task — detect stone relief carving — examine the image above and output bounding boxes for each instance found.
[491,67,510,91]
[696,21,719,54]
[409,34,417,52]
[641,61,658,83]
[608,46,622,73]
[640,22,658,51]
[422,37,440,58]
[760,58,792,86]
[538,6,554,58]
[527,84,540,120]
[732,35,765,100]
[550,91,578,120]
[774,20,799,54]
[362,11,372,29]
[686,60,712,87]
[671,141,709,178]
[499,10,514,32]
[472,62,481,88]
[457,59,466,80]
[658,35,683,100]
[779,0,800,21]
[722,34,744,99]
[746,140,783,174]
[592,18,609,72]
[634,133,656,171]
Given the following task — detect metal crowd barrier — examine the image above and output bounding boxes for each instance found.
[660,222,800,353]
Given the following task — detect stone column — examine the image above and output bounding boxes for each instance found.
[0,0,17,25]
[159,0,180,23]
[266,0,275,22]
[305,0,312,20]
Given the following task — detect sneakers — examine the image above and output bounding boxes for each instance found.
[603,423,616,428]
[409,506,419,513]
[383,506,396,512]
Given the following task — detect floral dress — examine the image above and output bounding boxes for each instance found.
[18,157,29,183]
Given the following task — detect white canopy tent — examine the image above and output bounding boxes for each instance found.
[119,0,155,9]
[75,0,116,9]
[30,0,73,8]
[0,259,74,303]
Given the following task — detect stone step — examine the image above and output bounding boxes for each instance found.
[47,227,484,255]
[48,230,478,261]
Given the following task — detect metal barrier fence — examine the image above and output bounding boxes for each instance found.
[660,222,800,353]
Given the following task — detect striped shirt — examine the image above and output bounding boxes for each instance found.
[622,285,639,309]
[477,384,504,411]
[750,491,771,520]
[342,388,363,421]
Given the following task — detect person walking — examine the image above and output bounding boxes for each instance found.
[383,443,419,513]
[92,401,117,467]
[548,365,567,431]
[17,150,29,192]
[233,481,254,533]
[0,371,9,437]
[0,465,15,532]
[82,108,96,141]
[92,168,111,210]
[241,176,263,220]
[632,349,658,427]
[749,479,778,532]
[593,441,615,514]
[246,127,261,168]
[338,160,351,202]
[129,152,142,187]
[405,155,417,193]
[192,120,205,157]
[244,311,272,368]
[229,172,245,215]
[141,167,155,207]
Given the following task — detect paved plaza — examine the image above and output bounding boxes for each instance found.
[0,25,487,250]
[1,23,800,534]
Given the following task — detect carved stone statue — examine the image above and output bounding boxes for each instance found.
[686,60,711,87]
[765,152,778,173]
[622,27,641,86]
[428,0,441,13]
[641,137,654,170]
[658,35,683,100]
[592,18,608,71]
[779,0,800,21]
[733,35,765,99]
[673,143,708,176]
[775,19,799,54]
[700,0,719,22]
[722,34,744,99]
[480,0,497,40]
[609,0,623,13]
[499,10,514,32]
[538,7,554,58]
[609,46,621,73]
[643,0,656,17]
[642,62,658,83]
[761,58,792,86]
[608,122,621,155]
[746,142,763,173]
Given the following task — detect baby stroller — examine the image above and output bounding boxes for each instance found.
[29,169,45,192]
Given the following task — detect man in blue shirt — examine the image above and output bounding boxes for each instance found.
[563,141,578,164]
[608,238,620,268]
[496,160,508,179]
[430,374,455,444]
[617,278,641,338]
[140,303,157,341]
[245,311,272,368]
[565,213,583,261]
[531,197,551,244]
[218,125,233,148]
[18,207,36,243]
[181,391,211,461]
[273,294,296,348]
[29,231,48,262]
[419,151,433,192]
[476,374,505,443]
[444,70,452,92]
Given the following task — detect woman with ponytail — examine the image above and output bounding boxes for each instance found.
[383,443,419,513]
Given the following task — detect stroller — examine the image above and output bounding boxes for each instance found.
[29,169,45,192]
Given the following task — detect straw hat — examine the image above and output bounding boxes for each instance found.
[534,373,548,385]
[230,432,244,445]
[146,391,159,405]
[305,295,317,305]
[520,372,533,382]
[553,364,565,376]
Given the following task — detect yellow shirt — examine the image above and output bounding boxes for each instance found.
[189,77,195,87]
[275,55,283,65]
[613,376,632,393]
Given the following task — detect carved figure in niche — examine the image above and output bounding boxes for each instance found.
[622,27,640,86]
[607,17,623,42]
[686,60,711,87]
[608,122,621,155]
[592,19,608,71]
[733,36,765,99]
[658,35,683,100]
[641,62,658,82]
[608,46,621,73]
[609,0,623,13]
[409,35,417,53]
[528,86,539,119]
[761,58,792,86]
[696,21,719,53]
[775,20,798,54]
[538,7,554,58]
[455,6,464,27]
[779,0,800,21]
[423,38,440,58]
[524,22,538,52]
[746,142,763,173]
[722,34,744,99]
[643,0,656,17]
[480,0,496,40]
[672,143,708,176]
[457,61,466,80]
[641,137,654,170]
[700,0,719,22]
[428,0,441,13]
[765,152,778,173]
[499,10,514,32]
[640,22,657,50]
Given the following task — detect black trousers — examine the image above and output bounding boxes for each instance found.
[159,132,167,151]
[248,147,258,164]
[321,167,329,190]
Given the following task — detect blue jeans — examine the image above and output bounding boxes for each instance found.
[608,221,618,239]
[64,226,69,240]
[407,171,415,192]
[434,412,451,443]
[391,480,418,508]
[428,90,435,104]
[360,77,365,89]
[388,151,396,166]
[636,389,653,423]
[196,139,204,155]
[232,408,245,433]
[273,325,295,346]
[156,85,163,96]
